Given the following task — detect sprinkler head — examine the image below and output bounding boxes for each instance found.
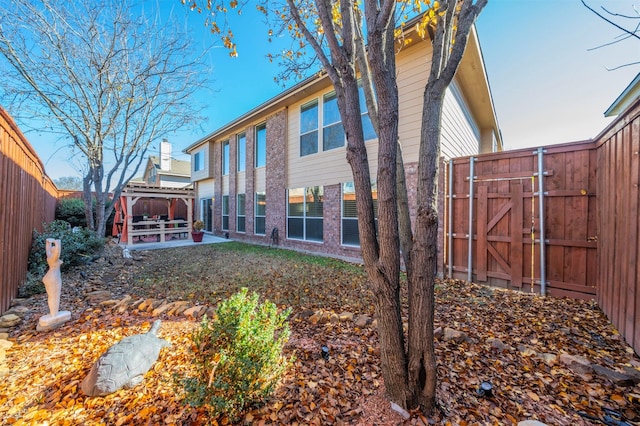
[477,381,493,397]
[321,345,329,361]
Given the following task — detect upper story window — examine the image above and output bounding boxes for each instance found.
[222,140,230,175]
[358,85,377,141]
[300,100,319,157]
[255,123,266,168]
[237,132,246,172]
[299,85,376,158]
[193,151,204,172]
[323,92,345,151]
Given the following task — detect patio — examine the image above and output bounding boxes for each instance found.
[119,232,230,251]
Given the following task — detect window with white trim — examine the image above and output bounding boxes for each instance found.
[255,192,266,235]
[237,133,246,171]
[222,195,229,231]
[193,151,204,172]
[222,140,230,175]
[322,92,345,151]
[237,194,246,233]
[300,100,318,156]
[255,123,266,168]
[288,186,323,242]
[342,181,377,246]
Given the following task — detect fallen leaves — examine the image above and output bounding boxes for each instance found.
[2,243,640,425]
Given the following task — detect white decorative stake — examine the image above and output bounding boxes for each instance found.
[37,238,71,331]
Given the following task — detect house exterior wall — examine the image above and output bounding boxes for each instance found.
[187,33,493,263]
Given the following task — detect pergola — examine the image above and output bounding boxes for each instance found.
[112,183,195,246]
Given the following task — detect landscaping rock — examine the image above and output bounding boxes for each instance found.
[517,345,537,357]
[169,301,189,316]
[329,313,340,324]
[434,327,443,339]
[443,327,467,343]
[183,305,205,319]
[371,319,378,329]
[0,339,14,350]
[4,306,30,318]
[487,337,511,352]
[537,353,557,366]
[319,311,332,324]
[621,365,640,384]
[559,353,593,375]
[138,299,162,312]
[152,302,174,317]
[297,309,315,320]
[85,290,112,303]
[308,311,322,325]
[338,312,354,322]
[354,315,371,328]
[0,314,21,328]
[591,364,636,387]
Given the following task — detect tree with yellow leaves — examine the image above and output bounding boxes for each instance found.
[186,0,487,416]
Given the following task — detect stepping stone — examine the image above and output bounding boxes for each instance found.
[0,314,21,328]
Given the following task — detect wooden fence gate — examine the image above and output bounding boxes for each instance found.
[445,141,598,300]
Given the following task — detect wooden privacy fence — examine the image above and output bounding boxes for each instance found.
[0,107,58,314]
[445,141,599,300]
[596,100,640,357]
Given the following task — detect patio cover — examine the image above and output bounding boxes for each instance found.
[111,183,195,245]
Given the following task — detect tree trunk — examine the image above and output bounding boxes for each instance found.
[407,81,445,413]
[83,171,94,231]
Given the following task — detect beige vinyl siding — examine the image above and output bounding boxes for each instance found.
[191,144,212,181]
[236,172,246,193]
[222,175,229,194]
[441,80,480,158]
[397,39,432,163]
[287,89,379,189]
[254,168,266,192]
[197,178,215,200]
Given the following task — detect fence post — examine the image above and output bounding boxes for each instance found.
[448,159,454,278]
[468,157,475,282]
[537,147,547,296]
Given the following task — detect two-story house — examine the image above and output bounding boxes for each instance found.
[185,25,502,261]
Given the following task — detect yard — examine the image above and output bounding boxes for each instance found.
[1,241,639,425]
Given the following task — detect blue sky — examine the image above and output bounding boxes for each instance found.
[7,0,640,179]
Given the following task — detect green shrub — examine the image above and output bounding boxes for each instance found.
[27,220,104,274]
[55,197,87,228]
[180,288,292,421]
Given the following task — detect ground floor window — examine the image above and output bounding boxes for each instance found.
[237,194,246,233]
[201,198,212,232]
[287,186,323,242]
[255,192,266,235]
[222,195,229,231]
[342,181,377,246]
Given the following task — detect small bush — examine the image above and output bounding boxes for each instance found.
[27,220,104,274]
[55,198,87,228]
[180,288,292,421]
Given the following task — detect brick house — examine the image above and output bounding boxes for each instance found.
[184,25,502,261]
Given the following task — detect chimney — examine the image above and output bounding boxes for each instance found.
[160,139,171,171]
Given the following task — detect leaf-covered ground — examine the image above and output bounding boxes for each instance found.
[1,241,639,425]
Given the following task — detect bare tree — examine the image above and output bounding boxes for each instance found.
[53,177,84,191]
[187,0,486,414]
[0,0,209,235]
[582,0,640,70]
